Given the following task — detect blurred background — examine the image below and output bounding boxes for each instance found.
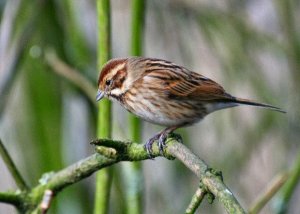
[0,0,299,213]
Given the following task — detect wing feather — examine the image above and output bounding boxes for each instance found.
[141,63,231,102]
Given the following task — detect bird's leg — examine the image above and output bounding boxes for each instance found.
[144,133,161,158]
[145,125,182,158]
[157,126,179,154]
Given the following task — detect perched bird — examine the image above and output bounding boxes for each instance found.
[96,57,285,155]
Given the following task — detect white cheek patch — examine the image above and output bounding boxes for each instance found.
[110,88,123,96]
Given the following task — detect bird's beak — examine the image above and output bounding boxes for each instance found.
[96,89,105,101]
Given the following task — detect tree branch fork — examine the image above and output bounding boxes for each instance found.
[0,136,253,213]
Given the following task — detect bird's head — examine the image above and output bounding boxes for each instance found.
[97,57,149,101]
[96,58,129,101]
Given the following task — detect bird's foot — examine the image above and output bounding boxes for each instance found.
[158,133,168,155]
[144,134,160,159]
[144,132,168,158]
[144,132,181,158]
[144,126,181,158]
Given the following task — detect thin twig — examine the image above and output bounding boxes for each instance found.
[185,186,207,214]
[44,50,96,103]
[0,138,28,190]
[248,172,289,214]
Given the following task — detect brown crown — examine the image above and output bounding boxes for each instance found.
[98,58,128,87]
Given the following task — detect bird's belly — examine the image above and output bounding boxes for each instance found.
[129,106,187,126]
[122,96,203,126]
[135,109,181,126]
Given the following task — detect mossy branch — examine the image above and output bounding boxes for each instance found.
[0,136,246,213]
[185,185,207,214]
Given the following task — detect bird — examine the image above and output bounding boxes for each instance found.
[96,57,285,156]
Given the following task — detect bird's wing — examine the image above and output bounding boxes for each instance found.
[142,67,232,102]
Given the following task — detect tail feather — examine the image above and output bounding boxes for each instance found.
[233,97,286,113]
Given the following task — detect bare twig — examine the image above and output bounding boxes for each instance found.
[249,172,289,214]
[44,49,96,103]
[185,185,207,214]
[0,139,28,190]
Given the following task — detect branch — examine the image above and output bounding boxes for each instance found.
[0,139,28,190]
[165,139,245,213]
[0,137,246,213]
[93,137,246,213]
[185,185,207,214]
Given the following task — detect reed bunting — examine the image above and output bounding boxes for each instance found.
[96,57,284,155]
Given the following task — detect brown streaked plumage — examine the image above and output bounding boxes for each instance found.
[97,57,285,155]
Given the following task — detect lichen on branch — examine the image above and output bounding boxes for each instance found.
[0,136,246,214]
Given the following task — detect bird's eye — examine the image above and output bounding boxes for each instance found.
[105,80,111,86]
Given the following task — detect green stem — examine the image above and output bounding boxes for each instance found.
[0,139,28,190]
[128,0,145,143]
[249,173,288,214]
[0,0,42,120]
[0,192,22,207]
[123,0,146,214]
[130,0,145,56]
[94,1,112,214]
[275,152,300,214]
[273,1,300,212]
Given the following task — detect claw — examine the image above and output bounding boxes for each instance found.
[144,125,181,158]
[144,142,154,159]
[158,134,167,155]
[144,134,160,158]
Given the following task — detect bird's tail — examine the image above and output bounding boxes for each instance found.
[232,97,286,113]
